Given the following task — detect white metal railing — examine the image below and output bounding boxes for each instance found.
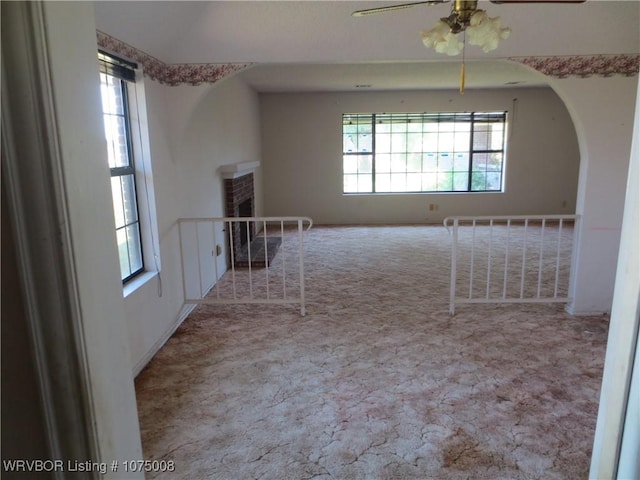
[178,216,313,316]
[443,214,579,315]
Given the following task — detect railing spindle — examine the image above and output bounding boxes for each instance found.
[228,220,237,299]
[212,220,220,299]
[263,220,270,300]
[195,221,204,298]
[281,220,287,300]
[450,218,458,315]
[469,220,476,299]
[503,219,511,299]
[486,219,494,299]
[298,219,306,316]
[520,219,528,299]
[536,219,546,298]
[554,219,563,298]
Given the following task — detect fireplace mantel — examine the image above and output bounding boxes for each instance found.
[219,161,260,179]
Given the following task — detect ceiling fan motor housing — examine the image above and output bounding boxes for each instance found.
[444,0,479,33]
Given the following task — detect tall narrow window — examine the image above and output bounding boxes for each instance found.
[342,112,507,194]
[98,52,144,282]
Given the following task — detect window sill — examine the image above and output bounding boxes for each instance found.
[123,271,158,298]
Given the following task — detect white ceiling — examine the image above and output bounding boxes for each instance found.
[94,0,640,91]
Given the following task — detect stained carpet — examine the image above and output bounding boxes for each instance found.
[135,225,608,479]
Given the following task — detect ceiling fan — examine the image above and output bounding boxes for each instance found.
[352,0,585,92]
[353,0,585,55]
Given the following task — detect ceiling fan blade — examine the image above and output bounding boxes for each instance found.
[352,1,448,17]
[490,0,585,3]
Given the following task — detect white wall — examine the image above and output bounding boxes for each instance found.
[589,78,640,479]
[41,2,146,471]
[259,87,580,224]
[1,1,145,473]
[124,76,263,373]
[549,76,638,315]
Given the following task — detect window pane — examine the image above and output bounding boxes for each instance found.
[487,152,503,171]
[376,122,391,134]
[423,133,438,151]
[344,174,359,193]
[453,172,469,191]
[126,224,143,273]
[471,171,487,191]
[100,74,125,116]
[407,154,422,172]
[121,174,139,225]
[343,133,357,153]
[358,174,372,193]
[111,177,125,229]
[422,173,437,191]
[486,172,502,190]
[390,154,406,173]
[438,153,453,171]
[390,173,406,192]
[407,173,421,191]
[376,173,391,192]
[377,154,391,172]
[438,172,453,191]
[473,130,490,150]
[453,153,469,171]
[490,125,505,150]
[357,156,372,174]
[438,132,454,151]
[454,132,470,151]
[423,153,437,171]
[377,133,391,153]
[472,153,489,172]
[116,228,131,279]
[343,155,358,174]
[454,122,470,133]
[407,122,422,133]
[424,122,438,133]
[391,133,406,152]
[103,113,129,168]
[343,124,358,135]
[407,133,422,153]
[391,122,407,133]
[357,133,372,153]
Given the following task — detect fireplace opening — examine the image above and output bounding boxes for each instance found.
[238,198,253,247]
[224,172,255,266]
[223,169,280,268]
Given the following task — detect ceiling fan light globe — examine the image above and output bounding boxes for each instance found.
[466,11,510,52]
[422,22,464,56]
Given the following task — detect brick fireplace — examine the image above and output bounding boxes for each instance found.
[221,162,260,262]
[224,171,255,260]
[220,161,280,268]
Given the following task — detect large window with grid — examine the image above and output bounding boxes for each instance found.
[342,112,507,194]
[98,51,144,282]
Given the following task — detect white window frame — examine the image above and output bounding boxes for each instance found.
[99,51,161,292]
[342,112,507,194]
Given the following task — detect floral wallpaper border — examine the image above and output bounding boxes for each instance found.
[510,54,639,79]
[98,30,639,86]
[97,31,252,86]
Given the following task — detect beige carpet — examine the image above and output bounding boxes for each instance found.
[135,225,608,479]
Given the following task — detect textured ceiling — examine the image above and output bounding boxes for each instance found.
[94,1,640,91]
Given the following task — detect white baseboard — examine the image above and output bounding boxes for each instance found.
[132,303,197,377]
[131,267,225,377]
[564,304,610,317]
